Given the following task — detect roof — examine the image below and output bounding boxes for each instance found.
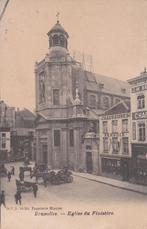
[85,71,130,97]
[104,99,131,115]
[128,69,147,85]
[47,21,69,37]
[16,109,36,121]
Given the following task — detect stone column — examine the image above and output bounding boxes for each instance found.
[61,128,68,168]
[47,129,53,168]
[74,128,81,171]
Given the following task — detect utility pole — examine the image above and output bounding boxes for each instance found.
[0,0,10,22]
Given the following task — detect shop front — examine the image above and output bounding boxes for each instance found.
[101,155,131,181]
[131,144,147,185]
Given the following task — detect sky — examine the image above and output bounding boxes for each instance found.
[0,0,147,111]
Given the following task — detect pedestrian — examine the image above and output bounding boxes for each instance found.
[19,171,24,181]
[11,166,15,175]
[33,184,38,198]
[7,171,11,182]
[0,190,6,207]
[14,191,21,205]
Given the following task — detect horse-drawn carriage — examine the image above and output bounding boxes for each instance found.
[30,163,74,185]
[43,169,73,186]
[16,179,36,192]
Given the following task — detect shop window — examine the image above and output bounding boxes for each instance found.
[112,137,119,154]
[103,96,109,109]
[138,123,146,141]
[54,130,60,146]
[53,89,60,105]
[89,95,96,109]
[112,120,118,133]
[137,94,145,109]
[103,121,108,133]
[103,137,109,153]
[69,129,74,147]
[122,137,129,154]
[122,119,128,132]
[132,122,136,140]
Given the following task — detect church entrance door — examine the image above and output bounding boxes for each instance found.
[86,152,93,174]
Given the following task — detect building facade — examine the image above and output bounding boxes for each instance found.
[0,127,11,160]
[0,100,35,160]
[99,100,131,180]
[11,108,35,159]
[128,68,147,184]
[35,20,130,174]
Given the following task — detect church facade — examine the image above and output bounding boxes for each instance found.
[35,20,130,174]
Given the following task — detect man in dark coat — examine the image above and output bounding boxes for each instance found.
[19,171,24,181]
[15,191,22,205]
[33,184,38,198]
[7,171,11,182]
[0,190,6,207]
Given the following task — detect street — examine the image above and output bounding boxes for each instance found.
[1,162,147,229]
[1,161,147,206]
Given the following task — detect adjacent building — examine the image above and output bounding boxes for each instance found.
[11,108,36,159]
[128,68,147,184]
[0,100,36,160]
[99,100,131,180]
[0,127,11,160]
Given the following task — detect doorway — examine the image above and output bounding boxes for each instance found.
[86,152,93,173]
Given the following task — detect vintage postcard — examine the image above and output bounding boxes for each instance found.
[0,0,147,228]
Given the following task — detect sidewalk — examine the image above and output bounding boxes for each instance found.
[73,172,147,195]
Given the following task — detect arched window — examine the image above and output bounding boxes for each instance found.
[59,35,65,47]
[53,34,59,46]
[137,94,145,109]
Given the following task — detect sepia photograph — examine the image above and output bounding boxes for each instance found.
[0,0,147,228]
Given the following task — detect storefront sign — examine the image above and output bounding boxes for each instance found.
[102,113,129,120]
[132,111,147,120]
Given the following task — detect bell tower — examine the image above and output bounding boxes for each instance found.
[47,20,69,50]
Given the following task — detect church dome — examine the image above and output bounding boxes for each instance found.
[47,21,69,51]
[47,20,69,38]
